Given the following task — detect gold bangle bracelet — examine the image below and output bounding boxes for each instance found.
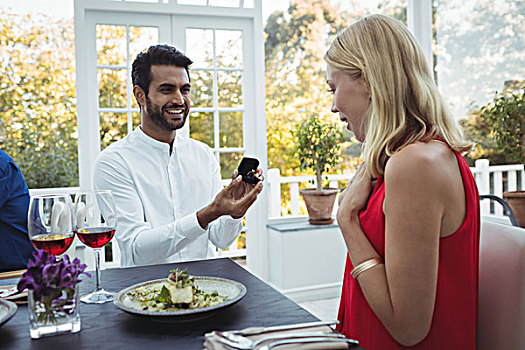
[350,258,383,280]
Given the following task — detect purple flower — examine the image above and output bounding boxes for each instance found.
[17,250,91,301]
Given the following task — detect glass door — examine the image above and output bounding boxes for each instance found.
[173,16,255,179]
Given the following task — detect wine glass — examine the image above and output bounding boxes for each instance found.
[74,190,117,304]
[28,194,75,255]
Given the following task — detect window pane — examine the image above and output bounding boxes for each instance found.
[218,71,242,107]
[339,1,406,22]
[100,112,128,150]
[186,28,213,68]
[97,25,126,66]
[220,111,243,148]
[98,69,127,108]
[189,111,214,147]
[125,0,159,3]
[190,70,213,107]
[177,0,207,5]
[216,30,242,68]
[132,112,141,129]
[220,152,243,179]
[129,26,159,62]
[435,0,524,119]
[209,0,240,7]
[1,8,79,189]
[243,0,254,8]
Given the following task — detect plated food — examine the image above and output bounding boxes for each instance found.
[113,269,246,316]
[127,269,227,311]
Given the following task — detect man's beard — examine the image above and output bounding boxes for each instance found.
[145,97,188,131]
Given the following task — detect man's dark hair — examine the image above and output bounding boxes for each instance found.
[131,44,193,97]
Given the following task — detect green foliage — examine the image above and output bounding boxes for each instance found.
[0,11,78,188]
[264,0,352,177]
[460,107,506,165]
[293,114,343,191]
[478,88,524,164]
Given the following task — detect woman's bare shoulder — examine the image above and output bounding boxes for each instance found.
[385,142,446,181]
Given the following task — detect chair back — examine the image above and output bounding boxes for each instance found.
[478,220,525,349]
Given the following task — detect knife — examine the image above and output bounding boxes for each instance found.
[233,320,339,336]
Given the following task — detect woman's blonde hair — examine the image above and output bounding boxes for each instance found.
[324,14,471,177]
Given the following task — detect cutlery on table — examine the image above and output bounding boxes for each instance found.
[230,320,339,336]
[212,330,345,350]
[258,336,359,350]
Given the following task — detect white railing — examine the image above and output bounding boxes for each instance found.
[471,159,525,217]
[267,170,354,218]
[268,159,525,220]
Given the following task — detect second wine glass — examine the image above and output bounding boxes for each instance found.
[74,190,117,304]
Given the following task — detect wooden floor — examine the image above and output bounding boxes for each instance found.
[298,297,340,322]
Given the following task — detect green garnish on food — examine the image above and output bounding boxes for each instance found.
[168,268,195,289]
[156,285,171,305]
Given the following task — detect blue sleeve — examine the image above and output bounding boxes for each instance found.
[0,156,29,210]
[0,163,10,208]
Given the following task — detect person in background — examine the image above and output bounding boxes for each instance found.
[324,15,479,349]
[0,149,34,272]
[94,45,263,268]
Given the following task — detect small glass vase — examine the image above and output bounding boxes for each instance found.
[28,285,81,339]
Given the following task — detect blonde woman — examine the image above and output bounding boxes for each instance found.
[325,15,479,349]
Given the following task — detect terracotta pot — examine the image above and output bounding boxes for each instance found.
[299,188,340,225]
[503,191,525,228]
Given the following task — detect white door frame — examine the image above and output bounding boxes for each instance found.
[74,0,269,279]
[408,0,433,72]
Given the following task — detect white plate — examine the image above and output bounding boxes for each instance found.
[113,276,246,316]
[0,299,17,327]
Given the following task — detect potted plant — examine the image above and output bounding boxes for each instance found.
[293,115,344,225]
[480,86,525,227]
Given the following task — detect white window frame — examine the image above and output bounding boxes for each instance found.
[74,0,269,279]
[408,0,433,72]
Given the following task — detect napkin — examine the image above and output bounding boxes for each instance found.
[0,285,28,304]
[204,325,351,349]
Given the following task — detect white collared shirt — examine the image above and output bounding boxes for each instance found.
[93,127,242,267]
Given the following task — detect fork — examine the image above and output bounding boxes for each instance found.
[258,336,359,350]
[212,330,345,349]
[230,320,338,336]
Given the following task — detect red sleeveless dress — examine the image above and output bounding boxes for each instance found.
[336,145,480,349]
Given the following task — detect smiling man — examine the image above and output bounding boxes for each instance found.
[93,45,263,267]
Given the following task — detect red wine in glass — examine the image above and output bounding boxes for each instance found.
[76,227,115,249]
[31,233,75,255]
[75,190,116,304]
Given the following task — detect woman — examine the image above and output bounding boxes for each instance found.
[324,15,479,348]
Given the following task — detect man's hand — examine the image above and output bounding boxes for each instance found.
[230,167,263,200]
[197,169,264,228]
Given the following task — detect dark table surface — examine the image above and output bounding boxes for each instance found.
[0,258,356,350]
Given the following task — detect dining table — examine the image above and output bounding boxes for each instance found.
[0,257,362,349]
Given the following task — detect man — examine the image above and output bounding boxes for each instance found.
[94,45,263,267]
[0,149,34,272]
